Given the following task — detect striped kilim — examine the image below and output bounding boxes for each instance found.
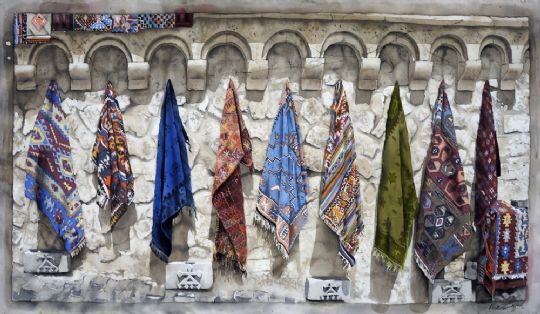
[319,80,363,268]
[474,81,501,226]
[25,80,86,256]
[372,82,418,271]
[92,82,134,228]
[212,79,253,274]
[255,81,309,258]
[414,81,474,282]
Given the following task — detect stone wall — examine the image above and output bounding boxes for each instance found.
[11,13,530,303]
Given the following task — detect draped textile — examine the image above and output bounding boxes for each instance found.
[150,80,195,262]
[25,80,86,256]
[92,82,134,228]
[474,81,501,225]
[373,82,418,271]
[319,80,363,268]
[414,81,474,282]
[212,79,253,273]
[255,81,309,258]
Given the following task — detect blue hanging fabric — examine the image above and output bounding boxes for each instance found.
[150,79,195,262]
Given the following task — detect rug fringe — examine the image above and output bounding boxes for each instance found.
[150,242,169,263]
[70,238,86,257]
[253,210,290,260]
[414,251,435,283]
[372,247,403,272]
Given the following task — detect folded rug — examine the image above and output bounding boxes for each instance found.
[414,81,474,282]
[92,82,134,228]
[212,79,253,274]
[150,79,195,262]
[373,82,418,271]
[320,80,363,268]
[474,81,501,226]
[25,80,85,256]
[255,81,309,258]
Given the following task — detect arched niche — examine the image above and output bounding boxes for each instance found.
[28,38,73,65]
[148,45,188,94]
[479,35,511,65]
[321,31,366,59]
[431,46,462,84]
[206,45,247,91]
[377,32,420,61]
[89,45,129,93]
[479,44,505,81]
[323,44,359,85]
[262,30,311,60]
[267,43,303,83]
[201,31,252,61]
[377,44,412,87]
[34,45,71,93]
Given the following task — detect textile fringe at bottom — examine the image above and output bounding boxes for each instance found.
[150,242,169,263]
[214,253,247,278]
[372,247,403,272]
[414,251,435,283]
[253,209,290,260]
[69,238,86,257]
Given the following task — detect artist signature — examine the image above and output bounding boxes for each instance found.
[489,301,526,312]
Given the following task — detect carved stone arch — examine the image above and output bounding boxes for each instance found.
[321,31,366,59]
[144,35,191,61]
[430,35,468,61]
[479,35,511,65]
[85,37,133,63]
[28,38,73,65]
[200,31,252,60]
[376,31,420,61]
[262,30,311,60]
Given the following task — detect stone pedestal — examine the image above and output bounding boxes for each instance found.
[165,261,213,290]
[23,250,71,273]
[429,279,474,303]
[305,277,350,301]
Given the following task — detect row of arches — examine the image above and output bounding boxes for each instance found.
[22,30,526,68]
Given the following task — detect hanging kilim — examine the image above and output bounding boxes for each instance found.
[92,82,134,229]
[372,82,418,271]
[212,79,253,274]
[26,13,52,43]
[474,81,501,226]
[137,13,176,30]
[13,13,27,45]
[319,80,363,268]
[479,201,528,295]
[24,80,86,256]
[255,81,309,258]
[414,81,474,282]
[150,80,195,262]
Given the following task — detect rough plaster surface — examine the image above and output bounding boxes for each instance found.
[1,1,540,314]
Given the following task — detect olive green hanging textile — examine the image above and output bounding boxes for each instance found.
[372,82,418,271]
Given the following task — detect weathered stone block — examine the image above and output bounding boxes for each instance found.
[128,62,150,90]
[14,64,36,90]
[503,113,529,133]
[165,261,213,290]
[187,60,207,91]
[501,63,523,90]
[429,279,474,303]
[69,63,91,91]
[358,57,381,90]
[301,58,324,90]
[457,60,481,91]
[23,250,71,273]
[246,60,269,91]
[409,60,433,90]
[305,277,350,301]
